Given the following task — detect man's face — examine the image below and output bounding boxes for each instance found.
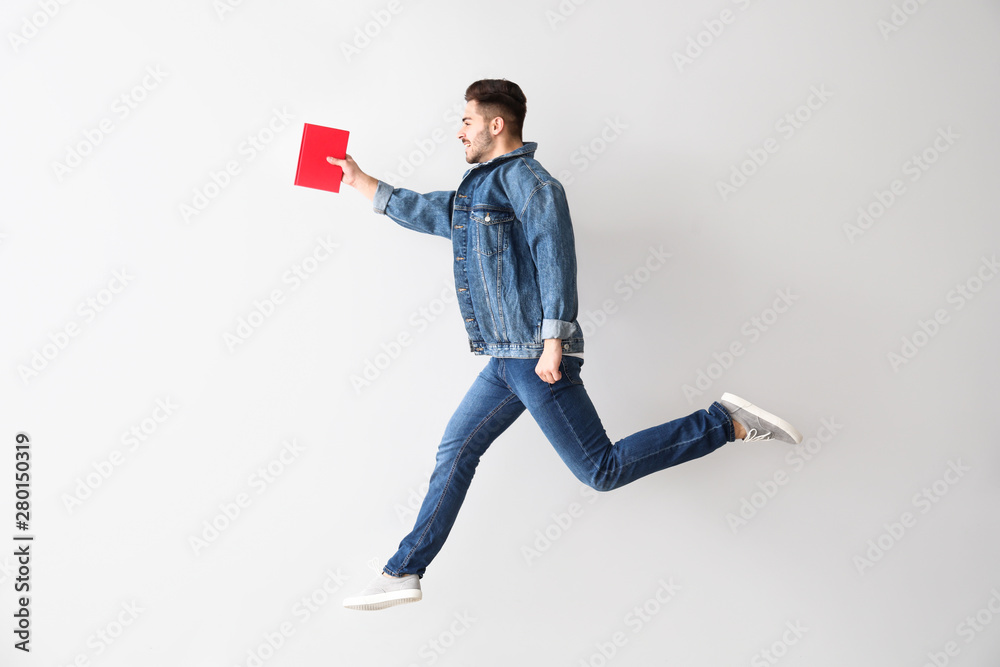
[457,100,495,164]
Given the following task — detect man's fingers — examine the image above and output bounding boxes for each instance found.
[535,368,560,384]
[326,156,352,184]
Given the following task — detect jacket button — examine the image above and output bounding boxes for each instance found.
[485,213,491,222]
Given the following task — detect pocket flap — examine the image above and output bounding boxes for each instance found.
[470,207,515,224]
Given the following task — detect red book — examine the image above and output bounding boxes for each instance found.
[294,123,350,193]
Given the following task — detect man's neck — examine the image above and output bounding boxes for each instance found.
[482,139,524,163]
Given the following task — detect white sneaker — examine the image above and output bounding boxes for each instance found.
[720,392,803,444]
[342,573,422,611]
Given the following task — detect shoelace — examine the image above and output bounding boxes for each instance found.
[744,428,772,442]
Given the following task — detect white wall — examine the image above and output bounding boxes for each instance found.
[2,0,999,665]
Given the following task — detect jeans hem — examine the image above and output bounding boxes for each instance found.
[710,401,735,442]
[383,566,423,580]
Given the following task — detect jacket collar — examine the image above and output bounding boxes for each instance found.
[463,141,538,177]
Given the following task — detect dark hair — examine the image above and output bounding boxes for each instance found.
[464,79,527,140]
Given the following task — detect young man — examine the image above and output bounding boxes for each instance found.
[331,79,803,612]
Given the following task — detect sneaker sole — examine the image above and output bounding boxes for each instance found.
[342,589,422,611]
[720,392,803,444]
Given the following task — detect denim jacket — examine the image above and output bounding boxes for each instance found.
[372,141,584,358]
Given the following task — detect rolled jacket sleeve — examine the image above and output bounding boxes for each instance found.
[519,181,579,340]
[372,180,454,239]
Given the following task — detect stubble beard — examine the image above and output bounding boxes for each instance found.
[464,132,494,164]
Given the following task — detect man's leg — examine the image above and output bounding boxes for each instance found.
[500,356,734,491]
[382,356,526,578]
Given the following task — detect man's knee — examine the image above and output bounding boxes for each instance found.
[584,474,616,493]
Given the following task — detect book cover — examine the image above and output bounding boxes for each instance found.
[294,123,350,193]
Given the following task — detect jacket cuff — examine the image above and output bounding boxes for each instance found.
[373,180,394,215]
[541,318,576,340]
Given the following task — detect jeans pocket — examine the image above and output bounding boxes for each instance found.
[560,357,585,385]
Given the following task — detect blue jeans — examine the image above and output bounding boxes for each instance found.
[383,355,735,578]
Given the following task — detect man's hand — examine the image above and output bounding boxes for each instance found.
[327,154,378,201]
[535,338,563,384]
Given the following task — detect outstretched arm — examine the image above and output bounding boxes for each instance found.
[327,154,378,201]
[327,154,453,239]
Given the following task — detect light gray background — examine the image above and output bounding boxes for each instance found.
[2,0,999,665]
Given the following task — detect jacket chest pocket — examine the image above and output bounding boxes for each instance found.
[471,207,515,255]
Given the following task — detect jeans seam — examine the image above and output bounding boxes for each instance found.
[546,382,601,472]
[397,391,519,572]
[475,254,502,340]
[617,419,728,470]
[477,361,509,392]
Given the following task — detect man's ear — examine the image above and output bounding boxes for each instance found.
[491,116,505,136]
